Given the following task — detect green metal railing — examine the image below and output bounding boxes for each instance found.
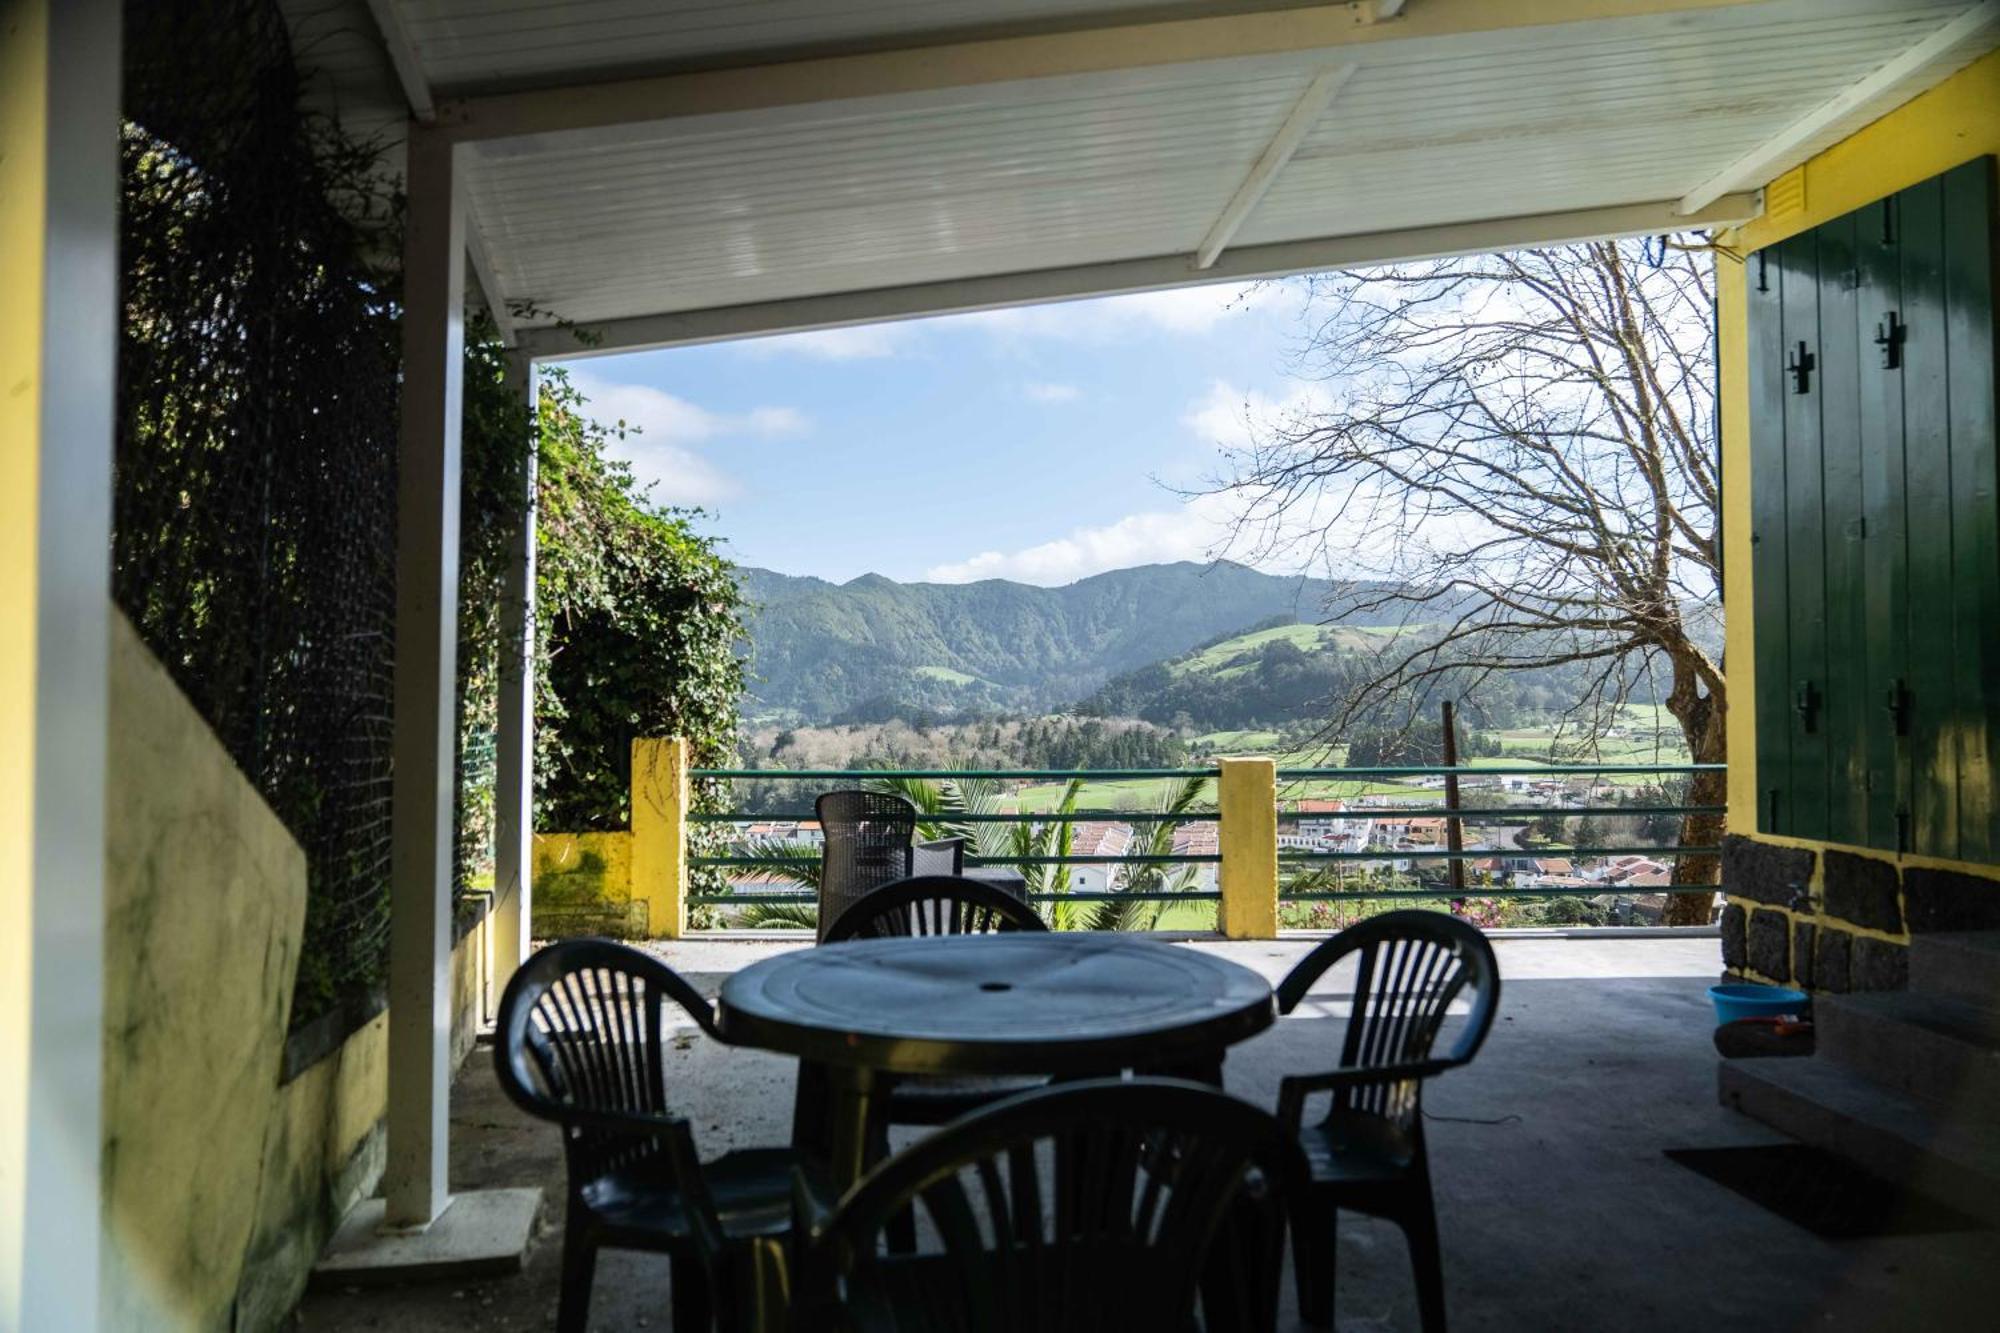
[690,766,1222,905]
[685,763,1724,908]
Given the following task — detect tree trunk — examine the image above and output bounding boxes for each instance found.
[1662,664,1726,927]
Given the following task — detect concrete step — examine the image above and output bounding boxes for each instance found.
[1719,1056,2000,1226]
[1912,931,2000,1015]
[1817,989,2000,1109]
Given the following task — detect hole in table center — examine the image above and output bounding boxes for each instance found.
[979,981,1013,993]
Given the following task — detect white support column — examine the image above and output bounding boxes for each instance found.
[386,123,467,1232]
[490,352,537,1011]
[0,0,118,1325]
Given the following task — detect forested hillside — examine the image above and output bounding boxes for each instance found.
[739,561,1392,721]
[1078,617,1700,736]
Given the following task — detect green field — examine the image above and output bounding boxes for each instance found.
[911,664,981,685]
[1171,622,1409,681]
[1012,776,1215,812]
[1170,622,1327,675]
[1154,898,1220,931]
[1189,728,1284,752]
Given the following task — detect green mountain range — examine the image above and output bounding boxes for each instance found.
[738,561,1399,723]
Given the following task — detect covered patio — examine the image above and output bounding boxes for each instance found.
[321,0,1992,1248]
[298,935,1992,1331]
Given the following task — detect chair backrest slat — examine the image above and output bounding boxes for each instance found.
[1277,910,1500,1128]
[822,874,1047,944]
[494,938,719,1187]
[800,1079,1304,1333]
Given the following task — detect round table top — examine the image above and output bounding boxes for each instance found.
[717,933,1275,1077]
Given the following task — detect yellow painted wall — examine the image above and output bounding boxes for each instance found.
[532,829,636,922]
[99,614,309,1330]
[1717,49,2000,917]
[97,613,502,1329]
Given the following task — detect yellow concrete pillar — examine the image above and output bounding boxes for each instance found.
[631,737,690,939]
[1218,757,1278,939]
[2,0,117,1321]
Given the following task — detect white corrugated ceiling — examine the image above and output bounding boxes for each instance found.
[289,0,1999,354]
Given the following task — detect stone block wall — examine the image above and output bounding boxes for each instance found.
[1719,833,2000,992]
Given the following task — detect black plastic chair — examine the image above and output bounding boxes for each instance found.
[1272,910,1501,1331]
[815,791,965,942]
[494,939,828,1333]
[787,1078,1308,1333]
[822,873,1045,944]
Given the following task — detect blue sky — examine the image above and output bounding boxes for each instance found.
[550,279,1327,586]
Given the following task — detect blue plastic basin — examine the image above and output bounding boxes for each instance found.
[1708,983,1808,1026]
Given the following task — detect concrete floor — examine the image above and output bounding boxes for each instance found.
[293,936,1995,1332]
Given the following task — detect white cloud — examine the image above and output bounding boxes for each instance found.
[739,324,908,360]
[1181,379,1336,452]
[924,494,1246,586]
[569,372,807,506]
[1023,382,1081,404]
[942,279,1308,342]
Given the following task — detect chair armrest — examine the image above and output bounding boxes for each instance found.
[790,1162,840,1242]
[1276,1060,1459,1129]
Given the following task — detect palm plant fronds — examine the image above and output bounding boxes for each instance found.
[1022,779,1085,931]
[1087,774,1215,932]
[732,899,819,931]
[864,771,1008,855]
[729,836,822,890]
[721,837,820,930]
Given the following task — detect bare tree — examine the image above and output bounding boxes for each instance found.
[1213,238,1724,925]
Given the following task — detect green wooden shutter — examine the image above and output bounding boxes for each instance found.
[1748,155,1997,862]
[1855,193,1909,854]
[1941,159,1997,862]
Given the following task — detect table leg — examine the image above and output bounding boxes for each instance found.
[824,1064,880,1191]
[791,1060,831,1161]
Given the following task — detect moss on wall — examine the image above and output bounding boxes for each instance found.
[100,611,309,1331]
[531,831,642,936]
[100,612,505,1331]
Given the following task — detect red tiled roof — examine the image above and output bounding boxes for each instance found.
[1069,822,1133,857]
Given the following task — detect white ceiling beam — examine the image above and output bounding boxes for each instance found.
[465,218,517,347]
[1196,64,1358,270]
[435,0,1773,145]
[1679,0,2000,213]
[363,0,435,121]
[516,192,1760,361]
[362,2,516,343]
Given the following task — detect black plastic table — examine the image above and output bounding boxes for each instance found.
[716,933,1276,1185]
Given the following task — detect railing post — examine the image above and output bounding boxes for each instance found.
[631,737,690,938]
[1219,757,1278,939]
[1441,700,1466,895]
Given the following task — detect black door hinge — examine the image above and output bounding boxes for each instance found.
[1787,341,1815,394]
[1794,679,1821,733]
[1874,311,1906,369]
[1882,677,1911,736]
